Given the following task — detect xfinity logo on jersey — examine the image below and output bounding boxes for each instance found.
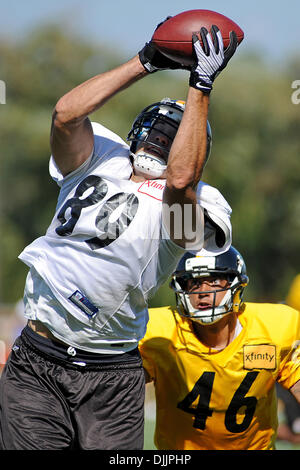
[243,344,276,370]
[137,179,165,201]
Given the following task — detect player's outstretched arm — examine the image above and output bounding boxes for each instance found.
[163,27,238,248]
[51,56,147,176]
[162,88,208,248]
[50,17,187,177]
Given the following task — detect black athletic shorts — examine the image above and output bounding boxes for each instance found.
[0,326,145,450]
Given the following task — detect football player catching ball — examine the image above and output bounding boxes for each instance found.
[0,20,239,449]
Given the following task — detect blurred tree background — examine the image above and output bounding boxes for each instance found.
[0,25,300,309]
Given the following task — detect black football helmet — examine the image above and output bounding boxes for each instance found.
[127,97,212,178]
[170,246,249,325]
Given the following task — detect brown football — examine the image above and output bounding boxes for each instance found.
[152,10,244,65]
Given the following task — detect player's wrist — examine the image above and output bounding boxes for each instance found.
[189,72,213,94]
[138,44,158,73]
[130,54,150,77]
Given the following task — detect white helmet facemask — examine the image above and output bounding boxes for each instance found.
[131,150,167,178]
[175,276,242,325]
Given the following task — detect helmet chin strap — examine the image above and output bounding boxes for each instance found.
[132,151,167,178]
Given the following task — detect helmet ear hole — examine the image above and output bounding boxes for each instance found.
[170,276,187,292]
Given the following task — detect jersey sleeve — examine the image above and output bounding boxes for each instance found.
[277,308,300,389]
[195,182,232,256]
[49,122,132,186]
[161,181,232,253]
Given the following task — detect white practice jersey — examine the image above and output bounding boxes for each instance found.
[19,122,232,353]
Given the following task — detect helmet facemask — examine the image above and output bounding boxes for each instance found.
[127,98,212,179]
[174,275,246,325]
[127,98,184,178]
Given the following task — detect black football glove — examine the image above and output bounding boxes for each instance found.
[189,25,238,93]
[139,17,189,73]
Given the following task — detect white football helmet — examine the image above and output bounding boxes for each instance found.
[170,246,249,325]
[127,97,212,178]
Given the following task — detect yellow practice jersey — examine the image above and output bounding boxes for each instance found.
[139,303,300,450]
